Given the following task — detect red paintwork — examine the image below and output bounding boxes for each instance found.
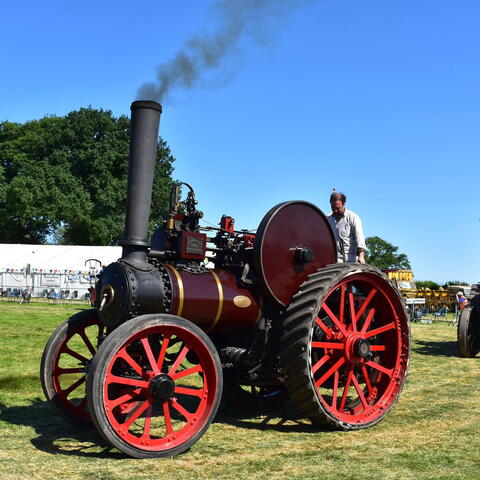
[220,216,235,233]
[311,272,409,425]
[236,233,255,247]
[255,202,337,307]
[165,265,261,334]
[102,322,219,452]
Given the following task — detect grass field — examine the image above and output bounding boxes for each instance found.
[0,302,479,480]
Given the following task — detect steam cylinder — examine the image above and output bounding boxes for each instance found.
[163,265,262,334]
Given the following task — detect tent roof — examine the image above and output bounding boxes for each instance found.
[0,244,121,271]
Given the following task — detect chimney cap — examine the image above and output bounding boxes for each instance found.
[131,100,162,113]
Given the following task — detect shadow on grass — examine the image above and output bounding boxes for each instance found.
[0,397,323,458]
[215,400,321,433]
[0,398,123,459]
[412,340,459,357]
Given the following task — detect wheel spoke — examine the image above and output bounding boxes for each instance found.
[123,399,151,428]
[370,344,386,352]
[361,365,374,397]
[156,335,170,371]
[348,287,357,332]
[61,346,88,363]
[53,367,84,375]
[168,346,189,375]
[106,388,143,409]
[315,317,333,337]
[170,398,193,421]
[78,330,96,356]
[311,341,344,350]
[141,337,160,375]
[366,360,393,378]
[351,373,369,409]
[171,364,202,381]
[163,402,174,436]
[311,353,331,375]
[106,375,149,389]
[117,349,144,376]
[175,386,203,398]
[364,322,396,338]
[321,303,348,337]
[360,307,376,334]
[315,357,345,387]
[355,288,377,324]
[331,370,339,409]
[339,368,354,412]
[142,405,152,438]
[339,284,346,325]
[59,375,85,397]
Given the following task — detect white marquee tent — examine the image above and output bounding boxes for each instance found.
[0,244,121,300]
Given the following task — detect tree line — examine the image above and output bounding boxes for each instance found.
[0,108,175,245]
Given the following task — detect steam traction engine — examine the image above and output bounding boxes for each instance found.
[40,101,410,458]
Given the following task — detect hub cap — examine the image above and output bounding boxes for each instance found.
[355,339,371,358]
[149,374,175,401]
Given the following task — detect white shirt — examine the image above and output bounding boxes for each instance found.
[327,209,366,263]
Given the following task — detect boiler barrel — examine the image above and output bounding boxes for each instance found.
[164,265,262,334]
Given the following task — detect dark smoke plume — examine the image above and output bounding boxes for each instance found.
[136,0,313,102]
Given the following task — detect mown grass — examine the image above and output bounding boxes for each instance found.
[0,301,479,480]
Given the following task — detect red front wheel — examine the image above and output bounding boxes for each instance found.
[40,309,104,425]
[280,264,410,430]
[87,314,223,458]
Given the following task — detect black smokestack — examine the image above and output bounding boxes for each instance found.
[136,0,313,102]
[120,100,162,265]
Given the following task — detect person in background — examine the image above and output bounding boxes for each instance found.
[456,291,468,310]
[327,191,366,264]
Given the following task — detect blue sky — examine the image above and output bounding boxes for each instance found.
[1,0,479,284]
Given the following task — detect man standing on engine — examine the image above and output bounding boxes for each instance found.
[327,191,366,264]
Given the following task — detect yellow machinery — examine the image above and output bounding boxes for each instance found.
[384,269,451,310]
[384,270,417,298]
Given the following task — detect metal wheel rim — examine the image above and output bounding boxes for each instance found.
[101,323,219,452]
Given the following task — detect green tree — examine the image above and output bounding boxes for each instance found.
[416,280,440,290]
[442,280,470,288]
[365,236,411,269]
[0,108,175,245]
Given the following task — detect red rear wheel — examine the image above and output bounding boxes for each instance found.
[87,314,222,458]
[40,309,103,425]
[280,264,410,429]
